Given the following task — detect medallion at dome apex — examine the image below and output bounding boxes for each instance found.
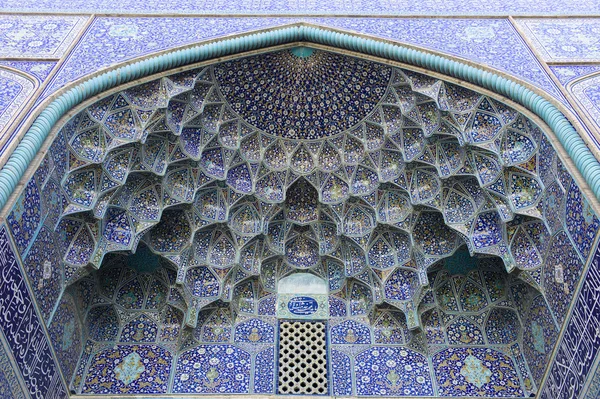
[57,48,559,328]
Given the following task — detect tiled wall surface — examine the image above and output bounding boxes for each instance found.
[1,7,600,399]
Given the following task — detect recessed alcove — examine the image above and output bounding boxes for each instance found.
[6,43,591,398]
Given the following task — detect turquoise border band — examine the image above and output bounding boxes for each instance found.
[0,24,597,209]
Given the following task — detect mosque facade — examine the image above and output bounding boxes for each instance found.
[0,3,600,399]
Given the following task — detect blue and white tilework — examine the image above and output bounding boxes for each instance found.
[516,19,600,62]
[565,179,600,260]
[48,292,83,384]
[0,68,35,133]
[0,0,599,15]
[42,17,301,98]
[3,26,600,398]
[355,347,433,396]
[254,347,275,393]
[0,226,67,399]
[331,349,353,396]
[569,73,600,133]
[0,335,27,399]
[433,347,524,397]
[83,345,172,394]
[523,295,559,386]
[7,177,41,255]
[173,345,251,394]
[550,65,600,85]
[23,225,63,322]
[0,15,88,58]
[307,18,565,102]
[540,242,600,399]
[39,18,566,106]
[0,61,56,82]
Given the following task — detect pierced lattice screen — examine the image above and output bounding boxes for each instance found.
[278,321,328,395]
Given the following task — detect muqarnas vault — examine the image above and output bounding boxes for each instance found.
[7,47,598,397]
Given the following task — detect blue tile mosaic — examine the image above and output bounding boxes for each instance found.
[0,61,56,82]
[7,178,41,256]
[0,15,88,58]
[355,347,433,396]
[0,67,35,133]
[39,17,565,108]
[173,345,250,394]
[517,19,600,62]
[550,65,600,85]
[565,179,600,260]
[83,344,172,394]
[0,0,598,15]
[22,225,62,323]
[0,335,27,399]
[3,33,599,398]
[42,17,301,99]
[331,349,353,396]
[569,73,600,134]
[0,226,67,399]
[308,18,565,102]
[432,347,524,397]
[523,295,559,386]
[540,241,600,399]
[254,347,276,394]
[48,292,83,384]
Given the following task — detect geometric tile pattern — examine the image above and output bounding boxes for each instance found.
[47,49,577,336]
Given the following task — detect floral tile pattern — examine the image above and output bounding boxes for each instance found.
[433,347,523,397]
[23,225,63,322]
[569,73,600,135]
[0,68,35,134]
[0,335,27,399]
[550,65,600,85]
[0,0,598,15]
[42,17,301,99]
[0,60,56,82]
[516,19,600,62]
[83,345,172,394]
[355,347,433,396]
[48,292,83,383]
[523,295,559,386]
[0,15,88,58]
[309,18,565,102]
[173,345,250,394]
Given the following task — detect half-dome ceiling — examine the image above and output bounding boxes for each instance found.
[214,49,392,139]
[57,47,557,329]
